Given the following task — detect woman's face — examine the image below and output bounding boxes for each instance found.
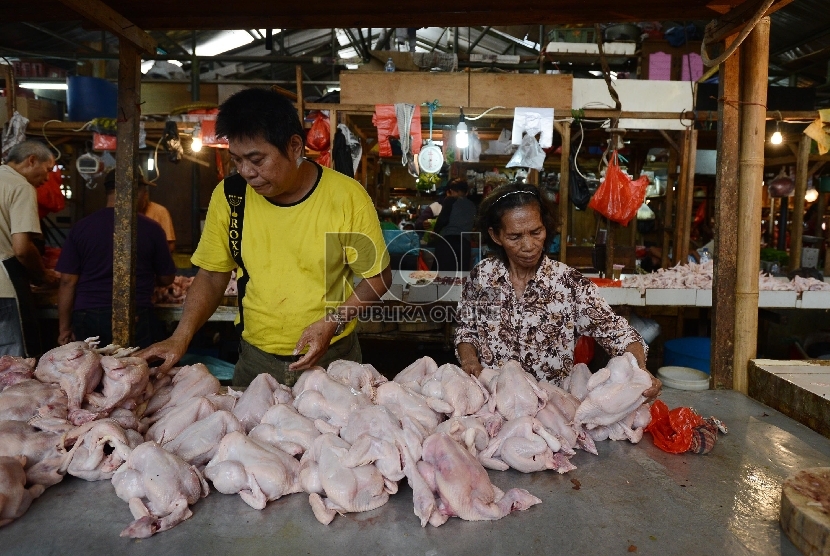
[489,204,546,270]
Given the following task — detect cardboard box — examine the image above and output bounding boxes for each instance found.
[140,83,219,115]
[0,97,62,125]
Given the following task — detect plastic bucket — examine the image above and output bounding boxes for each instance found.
[67,76,117,121]
[663,337,711,374]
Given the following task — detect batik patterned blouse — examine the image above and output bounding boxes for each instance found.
[455,256,646,385]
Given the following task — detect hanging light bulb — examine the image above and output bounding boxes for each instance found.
[191,123,203,152]
[455,108,469,150]
[770,113,783,145]
[805,185,819,203]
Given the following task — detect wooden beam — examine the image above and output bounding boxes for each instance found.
[711,35,741,391]
[112,41,141,346]
[55,0,157,55]
[707,0,794,44]
[555,121,570,265]
[674,130,696,266]
[659,129,681,154]
[790,135,812,271]
[765,153,830,166]
[296,65,304,121]
[662,141,678,268]
[733,16,770,394]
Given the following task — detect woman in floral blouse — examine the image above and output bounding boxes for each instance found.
[455,183,661,399]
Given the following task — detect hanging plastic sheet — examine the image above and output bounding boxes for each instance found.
[1,111,29,162]
[511,107,554,148]
[506,134,546,171]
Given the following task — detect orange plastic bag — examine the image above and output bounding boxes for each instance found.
[306,112,331,152]
[37,169,65,219]
[588,151,649,226]
[574,335,595,365]
[645,400,704,454]
[371,104,423,158]
[316,150,331,168]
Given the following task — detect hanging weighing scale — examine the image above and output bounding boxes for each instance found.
[418,100,444,175]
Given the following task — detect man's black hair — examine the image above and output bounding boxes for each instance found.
[215,88,305,156]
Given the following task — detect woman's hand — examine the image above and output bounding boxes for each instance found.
[461,360,483,378]
[643,375,662,403]
[456,342,482,377]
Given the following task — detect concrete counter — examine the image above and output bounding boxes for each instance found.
[2,389,826,555]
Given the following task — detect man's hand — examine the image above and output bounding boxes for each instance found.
[643,375,662,403]
[57,329,74,346]
[289,318,338,371]
[37,269,60,288]
[135,335,189,375]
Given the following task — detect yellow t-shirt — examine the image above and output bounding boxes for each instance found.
[144,201,176,243]
[192,164,389,355]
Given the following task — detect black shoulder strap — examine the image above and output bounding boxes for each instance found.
[223,173,249,336]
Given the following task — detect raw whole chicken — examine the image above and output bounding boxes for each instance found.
[108,408,147,434]
[300,433,391,524]
[162,410,244,468]
[420,363,488,417]
[112,441,208,538]
[0,456,44,528]
[406,432,541,527]
[374,381,450,433]
[562,363,591,401]
[536,381,597,455]
[204,392,239,413]
[249,403,323,456]
[487,361,548,421]
[325,359,387,399]
[393,356,439,393]
[573,353,653,429]
[0,379,68,422]
[587,403,652,443]
[292,368,373,428]
[338,405,426,483]
[59,419,143,481]
[478,417,575,474]
[0,420,66,487]
[143,364,219,417]
[85,356,152,420]
[232,373,288,433]
[34,339,103,425]
[146,396,217,444]
[205,432,301,510]
[435,416,490,457]
[0,356,35,391]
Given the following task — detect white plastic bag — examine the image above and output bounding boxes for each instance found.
[506,134,546,171]
[512,107,554,148]
[464,130,481,162]
[484,129,515,155]
[636,202,656,221]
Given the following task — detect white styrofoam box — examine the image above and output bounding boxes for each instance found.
[381,283,404,302]
[696,289,713,307]
[436,285,462,302]
[758,291,798,307]
[645,288,697,306]
[545,42,635,56]
[407,284,438,303]
[572,79,693,130]
[800,290,830,309]
[624,288,646,306]
[598,287,628,305]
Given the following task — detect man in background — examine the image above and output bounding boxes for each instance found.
[138,185,176,252]
[0,140,59,356]
[56,170,176,348]
[434,178,476,272]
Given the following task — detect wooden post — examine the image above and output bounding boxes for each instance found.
[112,41,141,346]
[790,135,811,270]
[673,129,697,265]
[662,139,678,268]
[711,36,741,390]
[329,108,338,163]
[556,121,571,265]
[296,65,304,121]
[733,17,770,394]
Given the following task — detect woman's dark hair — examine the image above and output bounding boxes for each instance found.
[216,88,305,156]
[476,181,557,263]
[447,178,469,194]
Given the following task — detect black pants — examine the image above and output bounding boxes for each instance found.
[435,235,472,272]
[2,258,41,357]
[72,307,159,349]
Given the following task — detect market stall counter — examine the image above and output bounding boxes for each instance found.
[2,389,824,555]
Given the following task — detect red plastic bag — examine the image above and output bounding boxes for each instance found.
[588,151,649,226]
[93,132,117,151]
[645,400,704,454]
[372,104,423,158]
[317,150,331,168]
[574,335,595,365]
[306,112,331,152]
[37,169,65,219]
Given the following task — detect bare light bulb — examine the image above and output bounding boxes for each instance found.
[456,121,469,149]
[770,130,783,145]
[805,188,819,203]
[191,123,203,152]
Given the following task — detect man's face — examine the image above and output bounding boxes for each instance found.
[23,156,54,187]
[228,135,303,201]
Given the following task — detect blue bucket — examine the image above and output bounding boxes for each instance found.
[67,76,117,121]
[663,337,711,374]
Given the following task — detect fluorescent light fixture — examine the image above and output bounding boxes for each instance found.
[19,81,67,90]
[196,30,256,57]
[345,64,359,70]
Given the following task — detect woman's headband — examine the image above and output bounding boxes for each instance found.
[493,188,540,206]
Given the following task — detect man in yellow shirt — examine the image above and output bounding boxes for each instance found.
[139,89,391,386]
[138,188,176,252]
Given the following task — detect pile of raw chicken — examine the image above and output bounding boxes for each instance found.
[0,341,653,536]
[623,261,830,293]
